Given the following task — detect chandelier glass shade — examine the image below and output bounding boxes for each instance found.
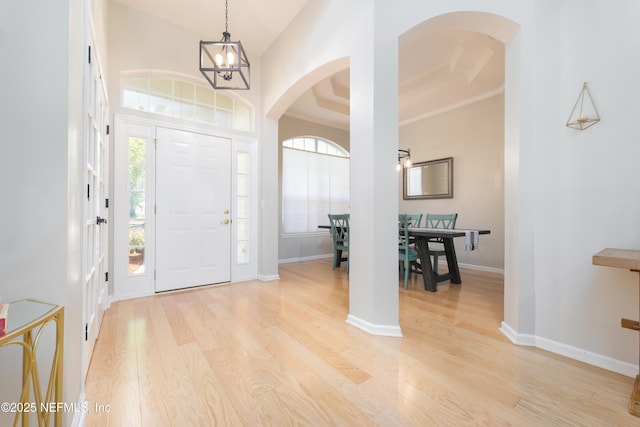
[398,149,412,170]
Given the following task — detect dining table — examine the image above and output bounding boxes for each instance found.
[408,227,491,292]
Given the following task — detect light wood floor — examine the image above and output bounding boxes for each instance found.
[84,259,638,426]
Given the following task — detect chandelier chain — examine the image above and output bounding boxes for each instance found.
[225,0,229,33]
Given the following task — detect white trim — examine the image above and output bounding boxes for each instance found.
[500,321,638,378]
[282,111,349,131]
[258,274,280,281]
[456,262,504,275]
[399,85,505,126]
[279,254,333,264]
[69,390,86,427]
[499,321,536,346]
[346,314,403,337]
[280,232,331,239]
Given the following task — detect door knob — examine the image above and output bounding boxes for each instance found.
[221,219,230,225]
[224,209,230,215]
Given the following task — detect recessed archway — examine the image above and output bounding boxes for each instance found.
[399,11,525,340]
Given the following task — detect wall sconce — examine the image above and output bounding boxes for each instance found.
[566,82,600,130]
[398,149,411,171]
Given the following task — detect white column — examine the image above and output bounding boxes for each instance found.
[258,117,281,280]
[346,3,401,336]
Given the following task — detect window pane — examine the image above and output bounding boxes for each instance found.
[196,85,214,105]
[238,174,249,197]
[237,240,249,264]
[214,108,233,128]
[128,224,145,274]
[304,138,315,151]
[237,152,250,264]
[234,103,252,132]
[195,105,214,123]
[281,143,349,234]
[317,140,328,154]
[149,94,172,116]
[174,80,194,102]
[216,92,233,110]
[149,78,173,97]
[128,136,146,275]
[122,89,149,111]
[178,101,195,120]
[237,152,249,174]
[123,77,148,92]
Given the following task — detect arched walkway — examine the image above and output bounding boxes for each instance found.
[262,8,528,340]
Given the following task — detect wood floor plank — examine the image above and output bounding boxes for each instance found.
[84,259,639,426]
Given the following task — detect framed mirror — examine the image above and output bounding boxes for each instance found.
[403,157,453,199]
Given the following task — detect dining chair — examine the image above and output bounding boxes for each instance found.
[398,213,422,290]
[328,213,350,273]
[425,213,458,273]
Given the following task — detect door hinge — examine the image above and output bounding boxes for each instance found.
[105,198,109,208]
[85,323,88,341]
[87,184,91,200]
[154,270,156,280]
[105,271,109,282]
[88,46,91,64]
[106,124,110,135]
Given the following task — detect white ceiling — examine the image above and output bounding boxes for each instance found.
[113,0,504,130]
[111,0,310,55]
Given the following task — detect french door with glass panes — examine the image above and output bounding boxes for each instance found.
[83,27,109,377]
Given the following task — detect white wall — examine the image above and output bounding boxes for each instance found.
[262,0,640,375]
[526,0,640,372]
[0,0,88,424]
[399,94,505,271]
[107,1,263,118]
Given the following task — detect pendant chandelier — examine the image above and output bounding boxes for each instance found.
[199,0,250,90]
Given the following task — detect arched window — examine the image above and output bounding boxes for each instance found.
[121,71,254,132]
[282,137,349,234]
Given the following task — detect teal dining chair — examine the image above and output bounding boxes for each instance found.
[398,213,422,290]
[425,213,458,273]
[328,213,350,273]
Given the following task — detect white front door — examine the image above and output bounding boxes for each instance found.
[155,127,232,292]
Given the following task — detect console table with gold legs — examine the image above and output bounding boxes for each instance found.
[0,299,64,427]
[592,248,640,417]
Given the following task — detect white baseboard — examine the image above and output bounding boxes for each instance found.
[346,314,403,337]
[499,321,536,346]
[456,261,504,275]
[279,254,333,264]
[258,273,280,281]
[500,321,637,378]
[70,391,86,427]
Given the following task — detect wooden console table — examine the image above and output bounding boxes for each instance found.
[592,248,640,417]
[0,299,64,426]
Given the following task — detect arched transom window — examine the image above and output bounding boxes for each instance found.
[121,72,254,132]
